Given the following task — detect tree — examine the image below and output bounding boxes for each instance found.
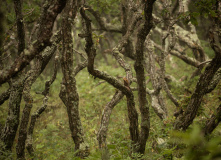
[0,0,220,159]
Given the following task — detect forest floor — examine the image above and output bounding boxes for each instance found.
[0,55,221,160]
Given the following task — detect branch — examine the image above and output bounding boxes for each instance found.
[14,0,25,55]
[145,38,167,120]
[0,88,10,105]
[17,29,61,159]
[80,6,139,148]
[26,96,48,157]
[174,24,206,62]
[41,52,59,96]
[80,7,133,96]
[203,104,221,135]
[0,0,67,85]
[174,53,221,130]
[153,33,202,68]
[134,0,156,154]
[97,90,124,148]
[84,5,122,33]
[205,68,221,94]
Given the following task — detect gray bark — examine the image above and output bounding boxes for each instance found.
[60,0,89,158]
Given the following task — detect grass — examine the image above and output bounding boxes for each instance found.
[0,52,220,159]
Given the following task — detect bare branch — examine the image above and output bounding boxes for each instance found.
[14,0,25,55]
[0,0,67,85]
[84,5,122,33]
[174,53,221,130]
[204,104,221,135]
[80,6,139,148]
[97,91,124,148]
[0,88,10,106]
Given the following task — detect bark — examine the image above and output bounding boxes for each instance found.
[26,52,59,158]
[16,69,40,160]
[14,0,25,55]
[134,0,156,154]
[174,24,206,62]
[174,52,221,130]
[0,75,24,150]
[204,104,221,135]
[97,30,134,149]
[0,0,26,151]
[60,0,88,157]
[0,5,5,69]
[26,97,48,158]
[121,1,135,59]
[0,0,67,85]
[0,88,10,106]
[97,91,124,148]
[145,39,167,120]
[158,40,180,108]
[80,6,139,149]
[16,32,61,159]
[154,42,201,68]
[0,6,4,66]
[80,7,135,99]
[205,68,221,94]
[85,5,122,33]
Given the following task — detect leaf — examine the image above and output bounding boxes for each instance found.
[36,144,44,149]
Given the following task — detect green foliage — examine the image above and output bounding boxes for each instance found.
[0,141,16,160]
[178,0,217,25]
[194,0,217,18]
[22,1,41,23]
[88,0,120,15]
[169,124,221,160]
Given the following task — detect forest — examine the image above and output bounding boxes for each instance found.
[0,0,221,159]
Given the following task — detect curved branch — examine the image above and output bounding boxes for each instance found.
[97,91,124,148]
[0,88,10,106]
[84,5,122,33]
[80,6,139,147]
[204,104,221,135]
[174,53,221,130]
[0,0,67,85]
[134,0,156,154]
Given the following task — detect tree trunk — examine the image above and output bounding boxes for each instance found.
[60,0,88,158]
[174,53,221,130]
[0,75,24,150]
[97,91,124,148]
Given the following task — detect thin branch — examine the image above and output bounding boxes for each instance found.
[84,5,122,33]
[0,88,11,105]
[204,104,221,135]
[0,0,67,85]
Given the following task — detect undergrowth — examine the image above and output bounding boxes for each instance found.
[0,54,220,160]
